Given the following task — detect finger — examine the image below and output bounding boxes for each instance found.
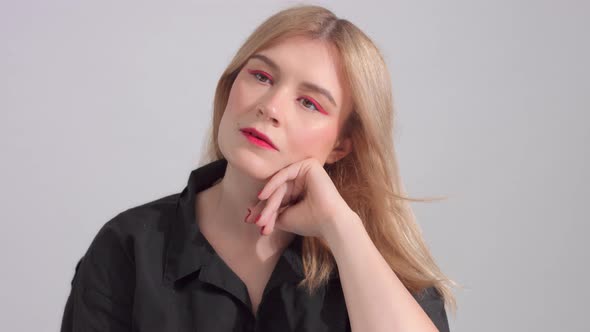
[257,161,303,200]
[246,199,265,223]
[278,204,290,214]
[255,183,288,227]
[261,210,277,236]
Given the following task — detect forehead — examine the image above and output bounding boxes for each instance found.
[251,36,351,112]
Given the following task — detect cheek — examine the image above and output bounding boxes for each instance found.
[225,76,259,115]
[290,124,339,158]
[224,85,242,114]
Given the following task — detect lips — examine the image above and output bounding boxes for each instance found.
[239,127,279,151]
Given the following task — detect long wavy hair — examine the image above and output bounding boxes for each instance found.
[199,4,459,314]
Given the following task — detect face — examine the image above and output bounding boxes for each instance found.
[218,35,353,179]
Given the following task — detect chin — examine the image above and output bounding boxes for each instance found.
[218,127,288,180]
[222,148,281,181]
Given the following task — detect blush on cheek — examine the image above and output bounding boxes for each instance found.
[292,126,339,160]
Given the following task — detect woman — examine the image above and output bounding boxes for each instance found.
[61,5,457,332]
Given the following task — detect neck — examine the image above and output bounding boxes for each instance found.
[196,161,295,258]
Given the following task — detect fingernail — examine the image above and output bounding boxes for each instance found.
[244,208,251,223]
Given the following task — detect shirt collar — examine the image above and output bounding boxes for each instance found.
[163,158,307,286]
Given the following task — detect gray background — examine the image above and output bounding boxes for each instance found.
[1,0,588,331]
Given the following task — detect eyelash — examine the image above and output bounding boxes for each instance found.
[246,69,326,114]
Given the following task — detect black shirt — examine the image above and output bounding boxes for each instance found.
[60,158,450,332]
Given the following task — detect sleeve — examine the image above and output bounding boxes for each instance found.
[413,286,450,332]
[60,218,136,332]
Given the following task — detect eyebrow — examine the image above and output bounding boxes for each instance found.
[248,54,338,107]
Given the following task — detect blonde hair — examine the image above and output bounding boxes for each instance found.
[199,4,459,315]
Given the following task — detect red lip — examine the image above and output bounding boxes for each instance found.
[239,127,279,151]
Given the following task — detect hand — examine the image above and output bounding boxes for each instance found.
[245,157,353,239]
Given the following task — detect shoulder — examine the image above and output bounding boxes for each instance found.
[94,193,180,244]
[81,193,181,267]
[62,194,182,331]
[413,286,450,332]
[70,193,181,284]
[413,286,443,303]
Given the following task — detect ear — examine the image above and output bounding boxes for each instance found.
[325,136,353,165]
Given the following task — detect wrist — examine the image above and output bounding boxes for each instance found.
[321,209,362,249]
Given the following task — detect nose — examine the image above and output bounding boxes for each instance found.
[257,88,287,125]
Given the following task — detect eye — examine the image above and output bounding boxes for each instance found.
[298,96,325,114]
[247,69,273,84]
